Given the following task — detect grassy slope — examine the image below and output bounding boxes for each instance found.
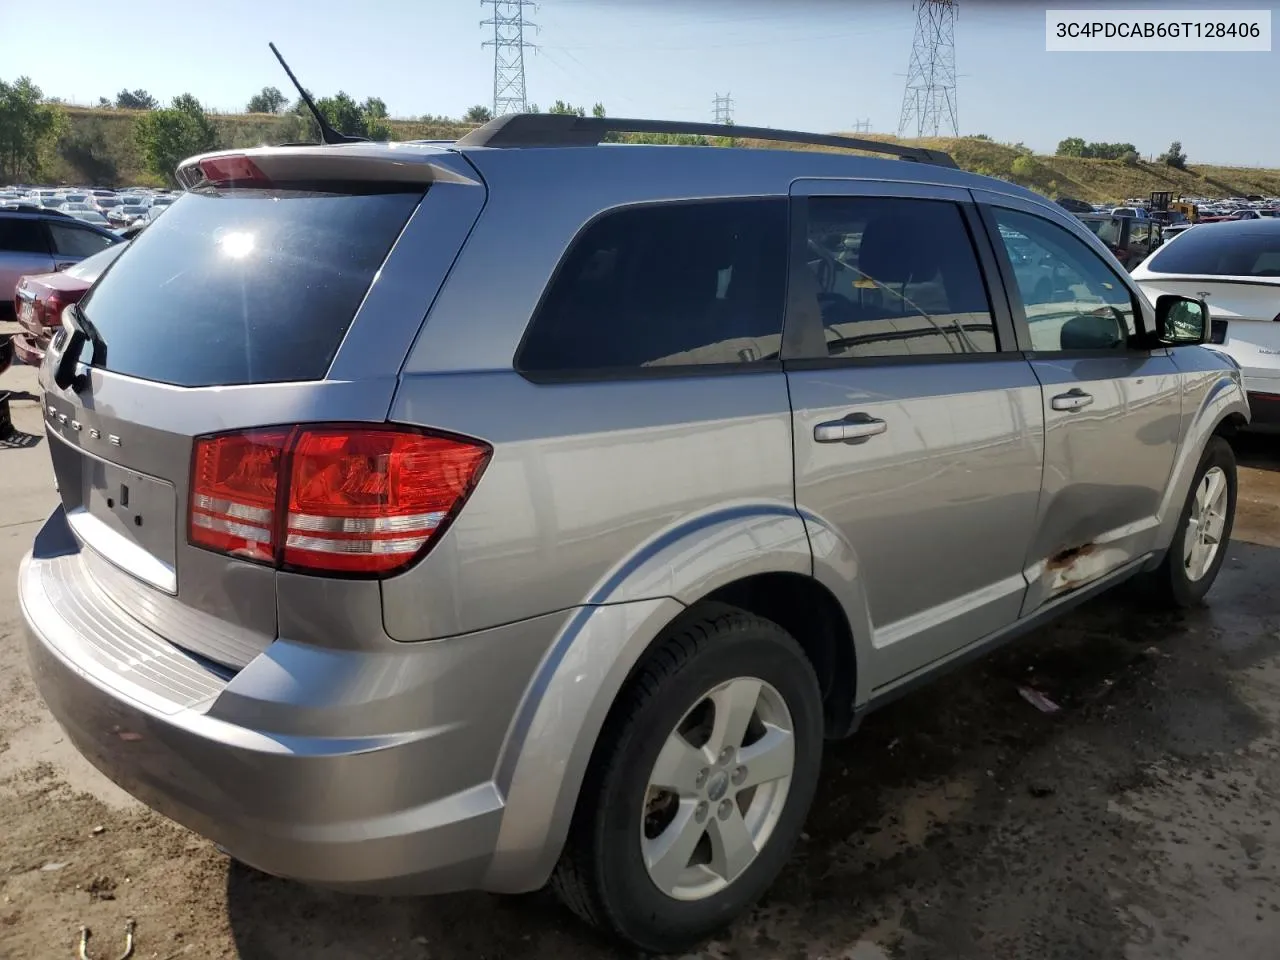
[48,107,1280,201]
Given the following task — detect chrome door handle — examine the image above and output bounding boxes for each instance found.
[814,415,888,444]
[1051,389,1094,412]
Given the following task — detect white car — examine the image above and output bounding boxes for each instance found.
[1132,218,1280,427]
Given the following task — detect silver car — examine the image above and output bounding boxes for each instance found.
[19,115,1248,953]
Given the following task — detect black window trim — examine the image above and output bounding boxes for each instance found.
[780,194,1017,369]
[976,201,1164,359]
[513,194,791,385]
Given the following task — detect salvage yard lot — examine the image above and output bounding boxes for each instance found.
[1,362,1278,960]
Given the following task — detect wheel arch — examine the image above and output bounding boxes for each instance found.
[1156,370,1250,548]
[480,503,861,893]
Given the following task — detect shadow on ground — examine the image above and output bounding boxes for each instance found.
[223,539,1280,960]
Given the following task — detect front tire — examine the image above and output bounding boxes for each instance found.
[1153,436,1236,606]
[550,606,823,953]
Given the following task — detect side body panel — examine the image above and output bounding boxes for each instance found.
[383,371,797,640]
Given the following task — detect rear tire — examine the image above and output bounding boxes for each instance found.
[550,606,823,953]
[1152,436,1236,607]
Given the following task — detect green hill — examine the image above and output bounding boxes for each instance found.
[46,107,1280,203]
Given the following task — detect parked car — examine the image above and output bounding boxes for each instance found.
[1133,218,1280,426]
[12,241,130,365]
[19,118,1247,954]
[0,207,121,319]
[106,203,148,227]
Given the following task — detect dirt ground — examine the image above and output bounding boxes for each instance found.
[1,360,1279,960]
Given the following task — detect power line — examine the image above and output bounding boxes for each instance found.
[482,0,538,117]
[897,0,959,139]
[713,92,734,125]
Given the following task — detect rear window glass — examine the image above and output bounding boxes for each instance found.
[78,187,421,387]
[1148,224,1280,277]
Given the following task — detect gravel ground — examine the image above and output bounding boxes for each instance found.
[1,361,1278,960]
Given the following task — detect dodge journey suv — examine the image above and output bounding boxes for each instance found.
[20,114,1248,953]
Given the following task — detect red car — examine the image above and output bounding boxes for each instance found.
[12,241,129,366]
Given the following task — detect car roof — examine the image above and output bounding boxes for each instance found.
[182,135,1054,216]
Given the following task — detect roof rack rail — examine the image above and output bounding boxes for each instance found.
[455,114,957,168]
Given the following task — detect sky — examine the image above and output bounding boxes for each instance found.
[1,0,1276,165]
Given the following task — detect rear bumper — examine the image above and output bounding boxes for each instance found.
[20,508,565,895]
[12,332,46,365]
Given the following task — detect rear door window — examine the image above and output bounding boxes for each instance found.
[48,222,117,258]
[0,217,49,254]
[78,187,422,387]
[803,196,998,358]
[517,198,788,376]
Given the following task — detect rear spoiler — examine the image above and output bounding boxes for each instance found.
[175,145,480,190]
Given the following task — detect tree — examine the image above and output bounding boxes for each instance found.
[246,86,286,114]
[592,102,606,118]
[1158,140,1187,169]
[1120,149,1140,166]
[464,104,493,123]
[1056,136,1086,157]
[96,96,111,108]
[315,92,364,136]
[1010,155,1037,180]
[549,100,586,117]
[134,93,219,185]
[59,116,118,185]
[362,97,388,120]
[115,88,157,110]
[0,77,67,181]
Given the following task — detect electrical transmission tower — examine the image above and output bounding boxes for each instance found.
[851,118,872,133]
[897,0,958,139]
[712,93,734,125]
[482,0,537,117]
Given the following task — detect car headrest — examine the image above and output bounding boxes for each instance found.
[857,214,944,285]
[1059,311,1127,350]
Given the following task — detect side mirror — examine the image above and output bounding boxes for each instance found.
[1155,294,1209,345]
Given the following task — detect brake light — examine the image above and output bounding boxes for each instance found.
[198,155,270,186]
[190,430,289,563]
[39,291,68,330]
[189,426,490,576]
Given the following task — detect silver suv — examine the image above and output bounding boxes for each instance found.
[20,116,1248,953]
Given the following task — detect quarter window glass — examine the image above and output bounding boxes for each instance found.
[0,218,48,254]
[804,196,997,358]
[518,199,788,374]
[48,223,116,258]
[993,208,1138,352]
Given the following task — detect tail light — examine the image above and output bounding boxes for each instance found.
[189,425,491,576]
[37,291,70,331]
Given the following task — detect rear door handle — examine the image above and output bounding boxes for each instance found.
[814,414,888,444]
[1051,389,1094,411]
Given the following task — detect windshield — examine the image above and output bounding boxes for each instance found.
[78,187,422,387]
[1148,224,1280,277]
